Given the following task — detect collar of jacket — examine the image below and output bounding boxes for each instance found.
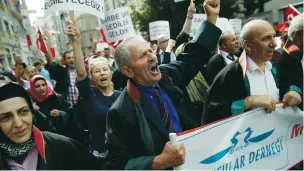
[33,126,46,163]
[284,39,301,54]
[127,74,172,103]
[0,126,46,169]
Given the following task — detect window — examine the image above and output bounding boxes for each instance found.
[4,21,10,34]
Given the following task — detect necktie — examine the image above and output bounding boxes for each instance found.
[227,54,235,61]
[154,89,174,132]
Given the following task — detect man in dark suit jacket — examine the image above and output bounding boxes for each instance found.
[104,1,221,169]
[279,15,303,110]
[206,32,239,85]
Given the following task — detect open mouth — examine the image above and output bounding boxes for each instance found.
[266,50,274,56]
[150,63,160,73]
[100,77,108,82]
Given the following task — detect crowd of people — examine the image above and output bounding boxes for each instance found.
[0,0,303,169]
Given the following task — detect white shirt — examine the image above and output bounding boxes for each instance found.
[159,49,176,63]
[246,57,279,101]
[220,50,238,65]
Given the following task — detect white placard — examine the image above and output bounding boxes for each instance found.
[100,7,135,42]
[229,19,242,34]
[44,0,105,19]
[190,14,206,37]
[216,18,235,33]
[149,21,170,41]
[96,42,109,52]
[177,105,303,170]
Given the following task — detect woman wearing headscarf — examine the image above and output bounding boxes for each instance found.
[29,75,69,135]
[66,21,121,158]
[0,81,103,170]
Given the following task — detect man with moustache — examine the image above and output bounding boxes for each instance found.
[203,19,302,124]
[207,32,239,84]
[105,0,221,169]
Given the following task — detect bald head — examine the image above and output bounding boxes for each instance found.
[240,19,277,63]
[218,32,238,54]
[240,19,274,46]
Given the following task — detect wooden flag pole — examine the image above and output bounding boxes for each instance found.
[69,10,75,24]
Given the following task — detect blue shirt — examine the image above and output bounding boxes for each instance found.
[137,82,182,133]
[38,69,51,82]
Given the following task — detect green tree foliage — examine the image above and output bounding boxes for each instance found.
[131,0,270,41]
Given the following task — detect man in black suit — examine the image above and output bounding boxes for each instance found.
[104,0,222,169]
[206,32,239,85]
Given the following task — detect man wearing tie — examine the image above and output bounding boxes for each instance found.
[157,35,177,64]
[206,32,239,85]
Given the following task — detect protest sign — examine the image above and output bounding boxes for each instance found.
[229,19,242,35]
[44,0,105,19]
[96,42,109,52]
[190,14,206,37]
[100,7,135,42]
[149,21,170,41]
[175,104,303,170]
[216,18,235,33]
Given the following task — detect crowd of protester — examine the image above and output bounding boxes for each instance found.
[0,0,303,169]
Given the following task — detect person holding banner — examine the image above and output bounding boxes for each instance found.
[279,14,303,110]
[203,19,302,125]
[105,0,221,169]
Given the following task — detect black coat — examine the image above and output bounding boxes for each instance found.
[105,21,221,170]
[206,53,226,85]
[45,63,70,97]
[278,49,303,110]
[0,127,103,170]
[34,94,70,135]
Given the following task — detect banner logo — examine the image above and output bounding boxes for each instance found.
[200,127,275,164]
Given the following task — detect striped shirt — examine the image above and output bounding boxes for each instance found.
[67,69,79,106]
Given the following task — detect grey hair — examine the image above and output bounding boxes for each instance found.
[288,14,303,42]
[239,23,253,47]
[114,35,144,70]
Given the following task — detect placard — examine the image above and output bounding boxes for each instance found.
[44,0,105,19]
[100,7,135,42]
[149,21,170,41]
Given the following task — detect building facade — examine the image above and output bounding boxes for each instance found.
[250,0,303,24]
[0,0,34,70]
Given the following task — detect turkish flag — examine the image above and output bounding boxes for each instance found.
[275,21,288,32]
[26,34,32,47]
[50,47,55,59]
[284,4,300,22]
[36,27,47,53]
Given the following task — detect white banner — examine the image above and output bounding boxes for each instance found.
[149,21,170,41]
[275,37,282,49]
[229,19,242,35]
[190,14,206,37]
[177,104,303,170]
[100,7,135,42]
[44,0,105,19]
[216,18,235,33]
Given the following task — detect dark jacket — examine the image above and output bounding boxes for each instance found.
[33,94,70,135]
[203,53,281,125]
[0,127,103,170]
[206,53,226,85]
[45,63,70,97]
[278,48,303,110]
[105,21,221,170]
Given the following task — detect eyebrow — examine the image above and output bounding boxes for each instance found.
[0,106,29,115]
